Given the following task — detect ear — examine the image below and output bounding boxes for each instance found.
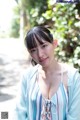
[53,39,58,47]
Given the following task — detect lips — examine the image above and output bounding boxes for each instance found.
[39,57,48,63]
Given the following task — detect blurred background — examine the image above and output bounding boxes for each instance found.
[0,0,80,119]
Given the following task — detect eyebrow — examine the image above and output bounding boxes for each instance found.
[30,48,37,50]
[29,41,48,51]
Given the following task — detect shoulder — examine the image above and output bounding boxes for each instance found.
[67,64,79,84]
[63,64,80,94]
[22,65,39,81]
[23,64,39,78]
[62,63,80,85]
[62,63,79,77]
[18,64,40,93]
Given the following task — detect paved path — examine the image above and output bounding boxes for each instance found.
[0,38,30,119]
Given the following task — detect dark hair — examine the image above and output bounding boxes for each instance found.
[24,26,53,65]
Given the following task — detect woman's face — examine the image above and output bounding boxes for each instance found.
[29,39,56,68]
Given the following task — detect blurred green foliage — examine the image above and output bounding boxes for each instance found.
[10,6,20,38]
[13,0,80,70]
[10,18,20,38]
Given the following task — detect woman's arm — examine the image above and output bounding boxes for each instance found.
[67,71,80,120]
[14,74,28,120]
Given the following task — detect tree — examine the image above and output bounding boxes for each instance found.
[13,0,80,70]
[14,0,30,39]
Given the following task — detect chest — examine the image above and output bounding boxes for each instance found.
[27,80,68,120]
[37,72,68,99]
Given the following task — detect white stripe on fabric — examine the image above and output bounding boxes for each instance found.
[62,84,68,115]
[36,90,42,120]
[31,81,38,100]
[57,86,64,120]
[28,75,36,120]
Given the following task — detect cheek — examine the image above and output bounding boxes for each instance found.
[31,54,38,61]
[46,46,54,55]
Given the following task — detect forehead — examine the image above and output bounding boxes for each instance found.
[35,38,47,44]
[27,33,48,50]
[32,38,47,48]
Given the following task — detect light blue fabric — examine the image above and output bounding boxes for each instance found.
[14,64,80,120]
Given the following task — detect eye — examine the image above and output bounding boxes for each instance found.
[41,44,48,48]
[30,49,37,53]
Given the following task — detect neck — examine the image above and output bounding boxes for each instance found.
[42,60,61,76]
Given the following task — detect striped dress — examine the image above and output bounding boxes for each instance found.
[27,65,68,120]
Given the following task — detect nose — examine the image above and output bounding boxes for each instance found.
[37,47,44,59]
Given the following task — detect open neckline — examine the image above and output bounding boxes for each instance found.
[42,82,63,101]
[36,63,68,101]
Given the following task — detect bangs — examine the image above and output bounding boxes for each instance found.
[25,33,38,50]
[25,33,48,50]
[36,30,53,44]
[25,26,53,50]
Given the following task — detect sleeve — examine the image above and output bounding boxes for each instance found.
[14,72,28,120]
[67,71,80,120]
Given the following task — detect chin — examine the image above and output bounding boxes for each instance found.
[41,62,49,68]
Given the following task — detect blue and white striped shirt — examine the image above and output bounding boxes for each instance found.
[15,64,80,120]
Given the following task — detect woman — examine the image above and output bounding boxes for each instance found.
[15,26,80,120]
